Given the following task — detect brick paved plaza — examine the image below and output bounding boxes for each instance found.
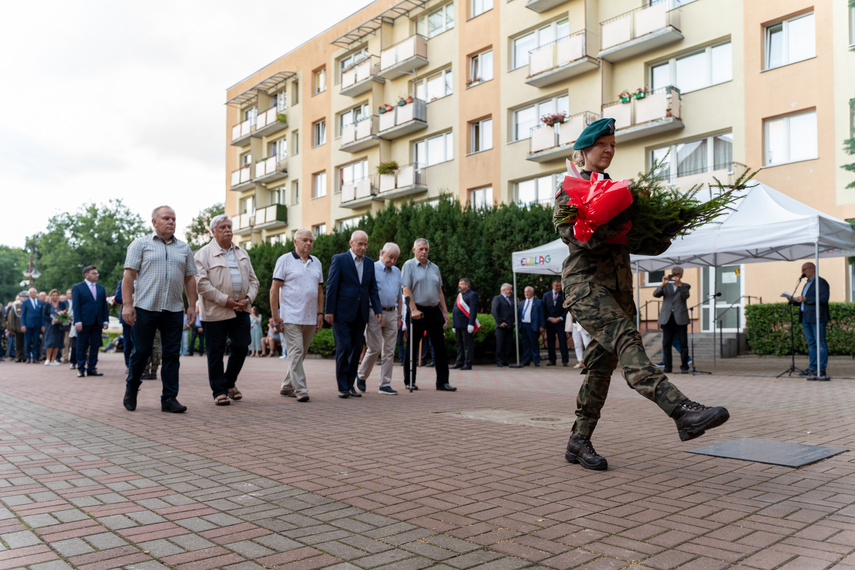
[1,352,854,569]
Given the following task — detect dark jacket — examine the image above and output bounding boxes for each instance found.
[491,293,515,328]
[72,280,109,327]
[452,289,479,329]
[20,297,44,328]
[799,276,830,324]
[325,252,382,323]
[542,289,567,322]
[653,281,691,326]
[517,297,546,331]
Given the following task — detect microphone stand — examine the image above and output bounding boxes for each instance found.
[686,292,719,376]
[776,278,806,378]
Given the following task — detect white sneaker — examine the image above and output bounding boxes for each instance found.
[279,354,287,359]
[50,361,60,366]
[573,363,582,368]
[44,361,51,366]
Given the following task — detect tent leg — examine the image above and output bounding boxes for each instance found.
[712,266,717,370]
[815,242,826,379]
[513,272,520,367]
[635,261,641,330]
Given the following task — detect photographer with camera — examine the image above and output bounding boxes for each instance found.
[653,267,690,373]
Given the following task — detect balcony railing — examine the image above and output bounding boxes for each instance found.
[230,118,255,147]
[254,156,288,184]
[524,0,569,13]
[526,31,600,88]
[602,86,683,143]
[255,204,287,228]
[527,111,600,163]
[254,105,288,138]
[340,55,384,97]
[377,163,427,200]
[233,213,254,234]
[230,165,254,191]
[599,2,682,62]
[378,99,427,140]
[378,35,428,80]
[340,176,381,209]
[340,116,380,153]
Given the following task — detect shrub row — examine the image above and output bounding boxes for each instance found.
[745,302,855,357]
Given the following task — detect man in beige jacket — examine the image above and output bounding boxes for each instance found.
[195,214,260,406]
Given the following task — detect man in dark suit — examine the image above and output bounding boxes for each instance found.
[491,283,514,367]
[543,279,569,366]
[653,266,690,373]
[785,261,830,379]
[518,286,546,366]
[72,265,110,377]
[20,287,44,363]
[451,278,479,370]
[324,230,382,398]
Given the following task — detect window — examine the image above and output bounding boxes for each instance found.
[764,110,817,166]
[244,106,257,126]
[268,138,287,161]
[240,152,251,167]
[651,42,732,93]
[338,160,369,192]
[312,223,327,237]
[472,0,492,18]
[765,13,815,69]
[512,19,569,69]
[470,118,492,153]
[292,79,300,105]
[338,217,361,232]
[415,68,453,102]
[312,171,327,198]
[339,48,369,81]
[469,49,493,85]
[515,174,562,206]
[416,3,454,38]
[267,234,285,245]
[469,186,491,208]
[313,68,326,94]
[292,180,300,205]
[273,90,287,112]
[292,131,299,155]
[415,131,453,167]
[651,133,733,181]
[644,271,666,287]
[239,195,255,215]
[313,120,326,147]
[270,187,286,205]
[513,94,569,141]
[850,5,855,46]
[339,103,369,135]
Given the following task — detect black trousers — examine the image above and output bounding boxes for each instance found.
[332,313,366,392]
[76,324,102,373]
[495,324,513,365]
[203,313,250,398]
[189,326,205,355]
[404,305,449,387]
[122,323,135,369]
[545,322,569,364]
[662,315,689,371]
[454,327,474,367]
[126,309,183,401]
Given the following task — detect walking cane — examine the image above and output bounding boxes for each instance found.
[405,296,415,392]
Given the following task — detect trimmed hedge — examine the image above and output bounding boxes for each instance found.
[745,302,855,356]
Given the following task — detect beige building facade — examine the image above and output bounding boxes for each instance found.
[225,0,855,331]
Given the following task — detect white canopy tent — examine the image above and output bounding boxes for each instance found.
[511,181,855,368]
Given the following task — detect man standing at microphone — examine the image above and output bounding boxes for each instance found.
[782,262,829,379]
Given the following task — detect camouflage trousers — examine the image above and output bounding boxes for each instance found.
[564,282,687,437]
[146,331,161,374]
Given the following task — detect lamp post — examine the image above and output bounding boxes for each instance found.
[22,253,41,288]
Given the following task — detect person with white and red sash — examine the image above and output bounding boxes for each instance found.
[451,278,479,370]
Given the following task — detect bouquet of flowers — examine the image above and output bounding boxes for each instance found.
[554,157,755,253]
[54,309,71,326]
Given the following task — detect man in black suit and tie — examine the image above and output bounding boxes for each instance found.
[451,278,479,370]
[653,266,690,373]
[72,265,110,377]
[491,283,515,367]
[543,279,569,366]
[324,230,382,398]
[20,288,45,363]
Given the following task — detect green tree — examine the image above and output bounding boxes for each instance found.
[0,245,28,302]
[185,203,225,250]
[25,200,147,294]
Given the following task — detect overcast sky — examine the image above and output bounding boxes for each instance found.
[0,0,365,249]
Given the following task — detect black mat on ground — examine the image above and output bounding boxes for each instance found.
[686,438,847,467]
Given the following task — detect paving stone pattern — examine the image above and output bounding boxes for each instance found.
[0,352,854,569]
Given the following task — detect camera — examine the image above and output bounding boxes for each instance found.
[667,274,676,281]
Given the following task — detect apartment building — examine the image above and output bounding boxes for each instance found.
[224,0,855,332]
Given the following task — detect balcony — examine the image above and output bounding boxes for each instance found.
[377,163,427,200]
[340,56,385,97]
[602,86,683,143]
[254,106,288,138]
[255,204,288,229]
[527,111,600,163]
[526,31,600,88]
[378,34,428,80]
[230,118,255,147]
[254,156,288,185]
[341,177,382,209]
[233,213,254,235]
[378,99,427,140]
[340,117,380,153]
[599,2,682,63]
[524,0,569,13]
[230,165,254,192]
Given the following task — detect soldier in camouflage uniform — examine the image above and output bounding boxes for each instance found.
[554,118,729,471]
[143,330,161,380]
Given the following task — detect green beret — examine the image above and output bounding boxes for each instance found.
[573,118,616,150]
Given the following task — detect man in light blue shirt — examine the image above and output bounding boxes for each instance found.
[357,243,403,394]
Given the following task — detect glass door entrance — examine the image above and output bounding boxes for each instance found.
[701,265,744,332]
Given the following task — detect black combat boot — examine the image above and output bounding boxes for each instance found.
[565,433,608,470]
[671,400,729,442]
